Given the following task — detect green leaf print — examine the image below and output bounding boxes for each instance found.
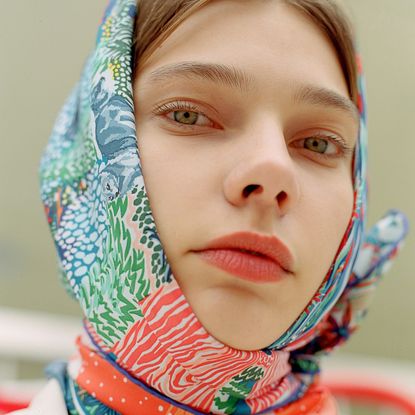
[214,366,264,414]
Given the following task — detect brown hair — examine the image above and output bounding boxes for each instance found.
[132,0,358,104]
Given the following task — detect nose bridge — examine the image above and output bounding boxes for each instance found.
[251,123,293,174]
[223,117,300,214]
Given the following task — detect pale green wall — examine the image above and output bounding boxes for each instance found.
[339,0,415,360]
[0,1,414,365]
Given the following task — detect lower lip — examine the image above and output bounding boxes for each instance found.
[196,249,289,283]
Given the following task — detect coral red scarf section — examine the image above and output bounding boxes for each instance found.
[67,281,306,414]
[70,335,336,415]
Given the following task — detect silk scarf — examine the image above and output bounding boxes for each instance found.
[40,1,408,414]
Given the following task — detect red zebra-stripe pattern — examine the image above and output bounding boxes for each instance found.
[111,282,298,413]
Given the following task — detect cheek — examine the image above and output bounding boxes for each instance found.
[298,171,354,276]
[313,179,354,271]
[136,128,173,248]
[135,127,205,262]
[329,174,355,235]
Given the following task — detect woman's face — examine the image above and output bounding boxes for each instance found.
[133,0,359,350]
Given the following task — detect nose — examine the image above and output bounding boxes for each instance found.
[223,126,300,216]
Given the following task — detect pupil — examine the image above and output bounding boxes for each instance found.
[305,137,328,153]
[175,110,197,124]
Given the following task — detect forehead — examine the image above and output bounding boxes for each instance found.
[136,0,354,116]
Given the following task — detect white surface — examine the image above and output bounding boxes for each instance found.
[0,379,46,401]
[6,378,67,415]
[0,307,81,362]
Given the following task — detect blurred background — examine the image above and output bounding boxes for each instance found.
[0,0,414,413]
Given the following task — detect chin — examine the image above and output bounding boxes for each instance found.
[205,320,283,351]
[189,288,287,350]
[218,335,274,351]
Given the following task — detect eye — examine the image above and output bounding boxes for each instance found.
[167,109,211,126]
[304,137,334,154]
[152,100,217,129]
[294,133,353,159]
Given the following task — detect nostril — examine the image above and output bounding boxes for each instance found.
[276,191,287,205]
[243,184,262,198]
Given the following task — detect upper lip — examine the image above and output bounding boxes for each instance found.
[195,231,295,273]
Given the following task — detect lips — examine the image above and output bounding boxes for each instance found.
[193,231,294,283]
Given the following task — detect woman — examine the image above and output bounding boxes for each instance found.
[12,0,407,414]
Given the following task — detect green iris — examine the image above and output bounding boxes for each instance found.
[304,137,328,153]
[174,110,199,125]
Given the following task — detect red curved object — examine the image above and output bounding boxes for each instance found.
[326,382,415,415]
[0,397,29,414]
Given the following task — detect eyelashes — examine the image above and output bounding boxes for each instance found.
[151,99,355,158]
[153,100,202,116]
[296,134,354,158]
[152,100,216,129]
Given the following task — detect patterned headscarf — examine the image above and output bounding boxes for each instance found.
[40,1,408,414]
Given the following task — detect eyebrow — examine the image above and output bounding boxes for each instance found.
[147,61,254,93]
[147,61,359,120]
[293,85,359,122]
